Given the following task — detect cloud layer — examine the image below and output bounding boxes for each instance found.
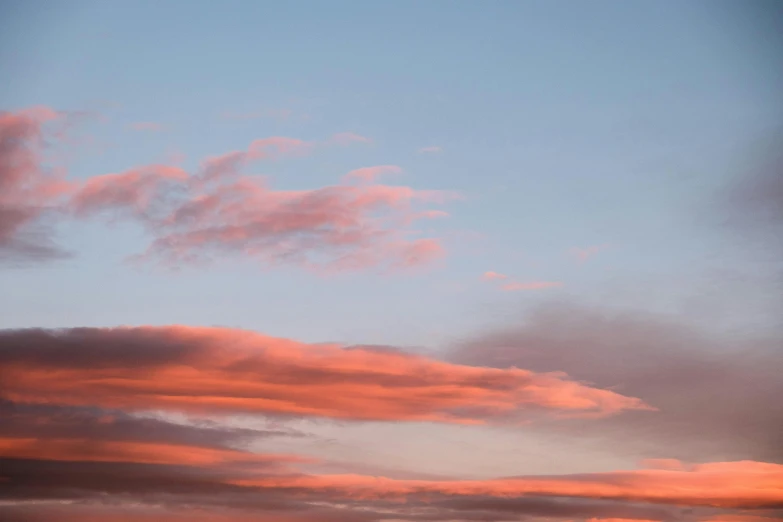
[0,324,779,522]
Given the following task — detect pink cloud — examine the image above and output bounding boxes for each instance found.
[1,117,452,271]
[137,178,457,272]
[64,142,457,271]
[69,165,189,220]
[482,271,508,280]
[502,281,563,291]
[342,165,403,183]
[193,137,312,185]
[0,107,74,261]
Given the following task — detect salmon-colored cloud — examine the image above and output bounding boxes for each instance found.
[0,326,652,423]
[63,137,454,270]
[139,178,454,271]
[235,459,783,509]
[2,112,436,270]
[502,281,563,291]
[0,107,74,261]
[482,271,508,280]
[70,165,189,220]
[342,165,402,183]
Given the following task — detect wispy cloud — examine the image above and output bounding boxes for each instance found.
[0,107,75,263]
[418,145,442,154]
[2,109,428,272]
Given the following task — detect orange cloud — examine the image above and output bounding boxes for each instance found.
[700,515,783,522]
[0,326,652,423]
[502,281,563,291]
[234,459,783,509]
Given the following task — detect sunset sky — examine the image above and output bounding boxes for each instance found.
[1,1,782,521]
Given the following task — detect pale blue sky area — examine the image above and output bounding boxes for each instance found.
[1,0,780,346]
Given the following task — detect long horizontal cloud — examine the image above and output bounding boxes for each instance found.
[1,455,780,521]
[0,325,651,423]
[234,459,783,509]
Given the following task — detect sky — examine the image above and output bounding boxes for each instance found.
[0,1,782,521]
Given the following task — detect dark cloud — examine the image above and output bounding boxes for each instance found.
[0,400,302,450]
[451,302,783,463]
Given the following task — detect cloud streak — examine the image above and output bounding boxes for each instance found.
[234,459,783,509]
[0,325,652,423]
